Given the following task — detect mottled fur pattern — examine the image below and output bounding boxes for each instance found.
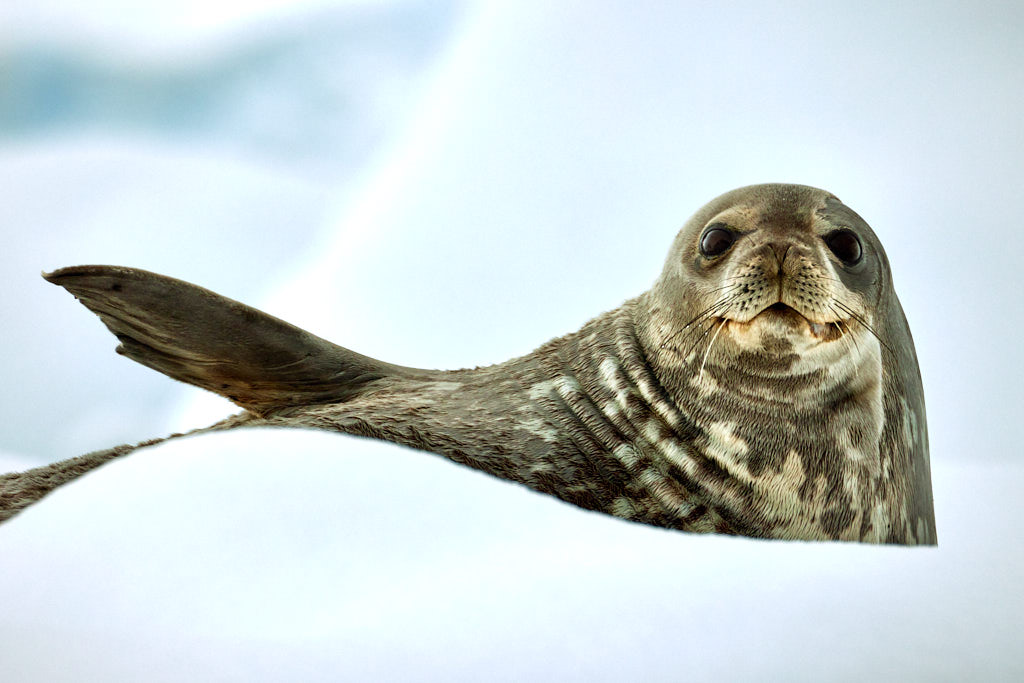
[0,184,935,543]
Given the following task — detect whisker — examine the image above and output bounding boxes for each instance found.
[660,287,741,349]
[699,318,727,376]
[683,290,742,329]
[827,303,858,354]
[832,299,893,357]
[829,313,856,357]
[681,318,720,361]
[676,292,742,360]
[820,273,880,290]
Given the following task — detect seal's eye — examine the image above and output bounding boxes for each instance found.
[699,224,735,258]
[825,229,862,266]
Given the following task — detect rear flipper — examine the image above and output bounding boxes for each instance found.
[0,414,254,523]
[1,436,168,523]
[44,266,433,416]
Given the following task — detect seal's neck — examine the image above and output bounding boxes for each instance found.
[627,295,889,541]
[634,292,884,419]
[520,301,746,533]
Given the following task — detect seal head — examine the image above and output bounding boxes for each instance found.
[637,184,932,542]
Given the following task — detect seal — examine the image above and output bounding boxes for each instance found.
[0,184,936,544]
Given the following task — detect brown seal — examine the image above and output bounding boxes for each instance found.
[0,184,935,543]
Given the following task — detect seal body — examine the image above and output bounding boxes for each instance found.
[0,184,935,544]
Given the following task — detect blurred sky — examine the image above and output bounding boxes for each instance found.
[1,1,1022,681]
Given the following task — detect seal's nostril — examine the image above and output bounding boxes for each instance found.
[769,243,793,268]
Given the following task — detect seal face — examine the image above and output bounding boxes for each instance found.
[635,185,920,541]
[1,183,935,544]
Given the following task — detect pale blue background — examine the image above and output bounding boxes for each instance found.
[1,2,1021,680]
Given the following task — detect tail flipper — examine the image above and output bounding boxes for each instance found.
[44,266,433,415]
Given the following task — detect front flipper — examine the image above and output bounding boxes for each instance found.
[44,266,434,415]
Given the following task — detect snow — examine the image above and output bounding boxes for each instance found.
[0,431,1020,681]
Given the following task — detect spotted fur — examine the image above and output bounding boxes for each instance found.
[0,184,935,543]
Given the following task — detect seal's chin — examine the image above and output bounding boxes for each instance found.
[723,303,845,344]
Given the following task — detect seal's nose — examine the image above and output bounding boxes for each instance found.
[768,242,793,273]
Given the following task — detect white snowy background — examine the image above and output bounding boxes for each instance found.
[1,1,1022,681]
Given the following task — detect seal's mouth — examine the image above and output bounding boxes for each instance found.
[722,303,846,343]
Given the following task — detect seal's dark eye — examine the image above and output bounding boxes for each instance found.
[699,225,735,258]
[825,229,862,266]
